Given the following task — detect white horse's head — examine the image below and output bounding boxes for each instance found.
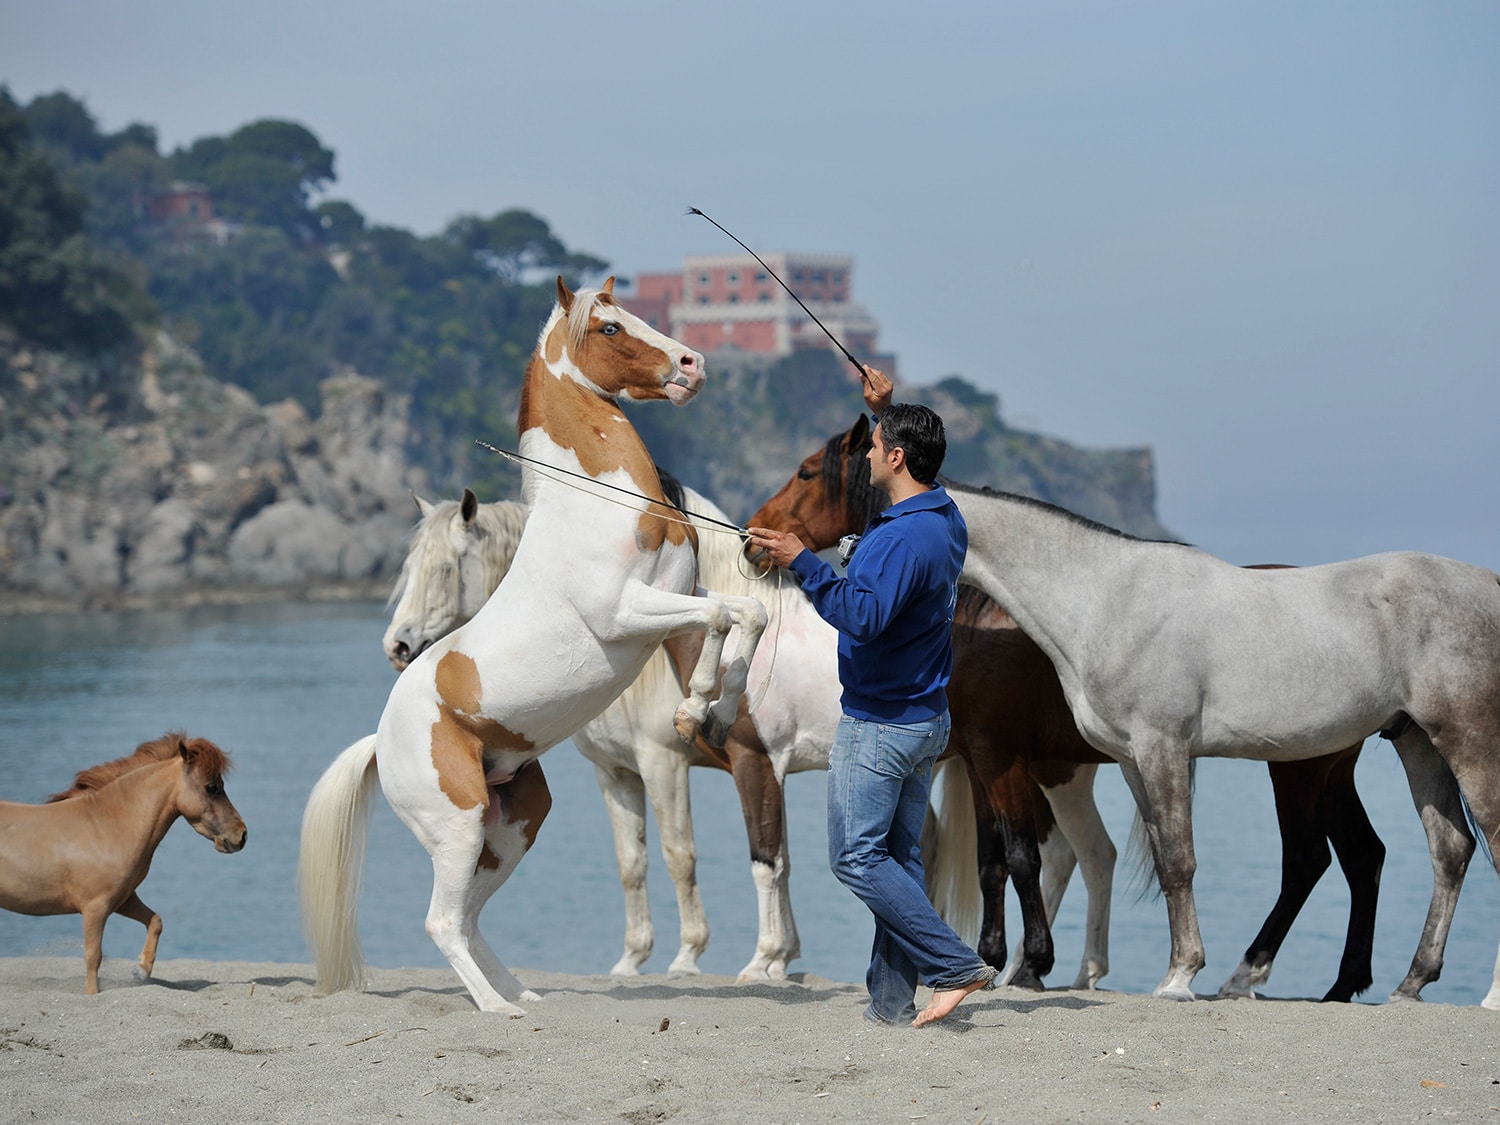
[545,276,705,405]
[382,489,529,670]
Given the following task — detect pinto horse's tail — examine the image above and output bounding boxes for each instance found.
[922,757,982,948]
[298,734,380,994]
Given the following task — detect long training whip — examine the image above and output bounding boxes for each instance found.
[475,440,745,535]
[687,207,867,379]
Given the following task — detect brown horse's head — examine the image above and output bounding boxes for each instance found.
[744,414,887,566]
[172,735,247,854]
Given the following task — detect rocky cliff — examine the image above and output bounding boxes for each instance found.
[0,329,427,613]
[0,330,1171,615]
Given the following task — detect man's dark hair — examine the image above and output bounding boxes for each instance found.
[878,403,947,484]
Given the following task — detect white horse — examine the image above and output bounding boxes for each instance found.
[298,277,768,1015]
[377,479,841,981]
[946,480,1500,1008]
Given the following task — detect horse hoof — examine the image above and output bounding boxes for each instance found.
[520,989,543,1003]
[1152,985,1197,1002]
[131,966,152,984]
[699,711,730,751]
[672,707,702,746]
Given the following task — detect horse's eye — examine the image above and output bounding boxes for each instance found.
[206,784,223,797]
[601,323,620,336]
[797,468,815,481]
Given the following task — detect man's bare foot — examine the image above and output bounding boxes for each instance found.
[912,969,996,1028]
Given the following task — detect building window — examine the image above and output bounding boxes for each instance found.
[755,270,768,283]
[699,273,710,285]
[758,292,771,302]
[728,293,739,303]
[727,271,739,285]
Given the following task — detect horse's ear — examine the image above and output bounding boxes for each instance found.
[413,492,435,517]
[556,275,575,312]
[850,413,870,446]
[173,733,193,762]
[461,488,479,528]
[601,276,616,295]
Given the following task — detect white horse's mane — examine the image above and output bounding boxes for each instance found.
[388,497,530,613]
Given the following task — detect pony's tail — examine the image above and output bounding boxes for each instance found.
[922,757,982,949]
[298,734,380,994]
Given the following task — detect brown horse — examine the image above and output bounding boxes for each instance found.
[746,414,1385,1001]
[0,732,247,994]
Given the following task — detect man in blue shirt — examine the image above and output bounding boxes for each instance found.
[747,366,994,1028]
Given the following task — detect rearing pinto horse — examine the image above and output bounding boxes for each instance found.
[0,732,246,994]
[747,416,1395,1002]
[299,278,768,1016]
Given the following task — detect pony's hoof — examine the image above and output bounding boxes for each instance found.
[131,966,152,984]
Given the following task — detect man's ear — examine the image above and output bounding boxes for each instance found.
[887,445,907,473]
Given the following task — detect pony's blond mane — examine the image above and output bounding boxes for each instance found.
[47,732,231,802]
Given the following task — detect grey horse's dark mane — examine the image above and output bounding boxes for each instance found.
[941,478,1187,546]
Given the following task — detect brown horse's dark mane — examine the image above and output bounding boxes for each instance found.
[827,426,886,531]
[47,732,232,802]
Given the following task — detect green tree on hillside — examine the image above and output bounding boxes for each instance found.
[171,119,336,237]
[0,89,145,357]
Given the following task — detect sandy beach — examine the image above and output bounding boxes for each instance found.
[1,957,1495,1123]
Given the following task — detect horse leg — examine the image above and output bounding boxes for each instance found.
[459,761,555,1007]
[408,757,550,1015]
[970,781,1011,974]
[667,591,769,750]
[1037,763,1114,989]
[1318,745,1383,1002]
[1219,756,1336,998]
[636,742,712,976]
[79,902,110,995]
[1422,732,1500,1014]
[114,891,164,983]
[724,736,797,981]
[1119,752,1203,1000]
[586,757,657,976]
[998,777,1054,991]
[1389,726,1474,1002]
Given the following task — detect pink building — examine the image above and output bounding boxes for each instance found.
[624,252,893,374]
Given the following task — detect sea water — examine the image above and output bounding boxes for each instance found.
[0,601,1495,1006]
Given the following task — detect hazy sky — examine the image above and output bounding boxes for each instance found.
[4,1,1497,569]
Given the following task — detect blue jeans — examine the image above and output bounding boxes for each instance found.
[827,712,991,1024]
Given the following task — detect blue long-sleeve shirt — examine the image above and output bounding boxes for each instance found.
[789,485,967,723]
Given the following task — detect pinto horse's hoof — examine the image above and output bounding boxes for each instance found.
[699,711,730,751]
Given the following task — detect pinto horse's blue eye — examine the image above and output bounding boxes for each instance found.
[601,323,620,336]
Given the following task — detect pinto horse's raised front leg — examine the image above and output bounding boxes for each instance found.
[619,583,768,751]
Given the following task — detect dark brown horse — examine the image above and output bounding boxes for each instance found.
[746,414,1385,1000]
[0,732,247,994]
